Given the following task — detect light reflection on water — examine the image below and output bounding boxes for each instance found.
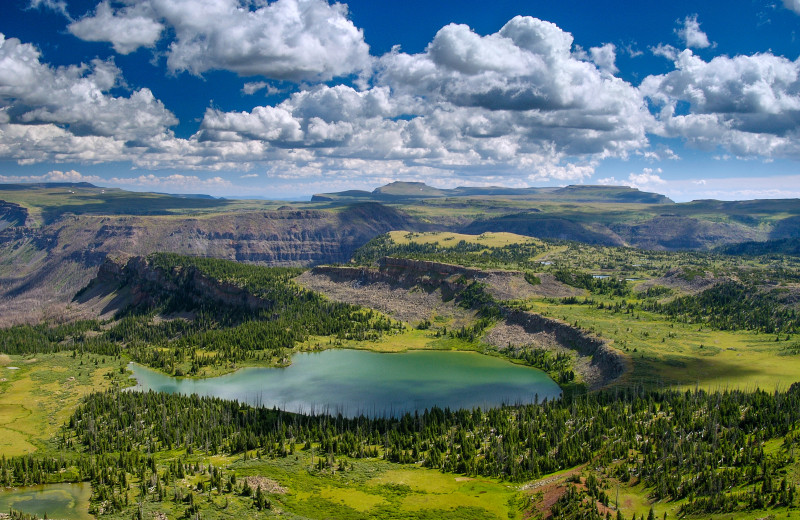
[129,349,561,418]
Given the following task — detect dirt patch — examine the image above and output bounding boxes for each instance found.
[244,476,287,494]
[524,466,584,518]
[522,465,583,491]
[526,470,614,519]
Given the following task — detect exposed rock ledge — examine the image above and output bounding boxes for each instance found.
[74,255,271,317]
[0,200,31,229]
[488,309,628,390]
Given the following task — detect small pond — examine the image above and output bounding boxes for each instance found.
[129,349,561,417]
[0,482,93,520]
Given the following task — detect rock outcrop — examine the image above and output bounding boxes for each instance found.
[76,255,271,316]
[297,263,477,325]
[497,310,627,389]
[0,201,30,229]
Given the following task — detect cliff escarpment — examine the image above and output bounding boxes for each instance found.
[0,203,422,325]
[75,255,272,318]
[490,310,628,390]
[298,256,578,323]
[462,213,766,250]
[0,201,31,230]
[297,262,477,326]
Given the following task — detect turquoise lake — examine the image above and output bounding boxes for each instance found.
[129,349,561,417]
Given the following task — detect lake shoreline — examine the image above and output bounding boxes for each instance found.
[127,349,561,418]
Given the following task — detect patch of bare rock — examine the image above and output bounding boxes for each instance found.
[296,265,476,326]
[297,257,578,327]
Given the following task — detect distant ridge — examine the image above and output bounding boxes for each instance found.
[0,182,99,190]
[312,181,674,204]
[0,182,223,201]
[153,192,220,200]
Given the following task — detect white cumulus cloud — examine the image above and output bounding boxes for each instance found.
[242,82,268,95]
[28,0,71,19]
[0,33,177,142]
[0,169,102,184]
[642,49,800,158]
[68,1,164,54]
[0,33,179,165]
[589,43,619,74]
[784,0,800,15]
[10,8,800,194]
[675,15,712,49]
[628,168,666,187]
[109,173,232,189]
[159,16,659,185]
[68,0,370,81]
[598,168,665,190]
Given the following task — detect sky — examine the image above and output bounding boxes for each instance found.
[0,0,799,201]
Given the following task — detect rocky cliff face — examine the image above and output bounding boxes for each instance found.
[0,201,30,229]
[298,262,477,325]
[78,255,271,316]
[0,203,422,325]
[500,310,627,389]
[308,256,576,303]
[611,215,762,250]
[462,213,766,250]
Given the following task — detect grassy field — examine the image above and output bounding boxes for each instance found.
[388,230,540,248]
[88,428,800,520]
[0,351,128,456]
[515,298,800,391]
[608,480,800,520]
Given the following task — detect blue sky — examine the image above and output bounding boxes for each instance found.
[0,0,799,201]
